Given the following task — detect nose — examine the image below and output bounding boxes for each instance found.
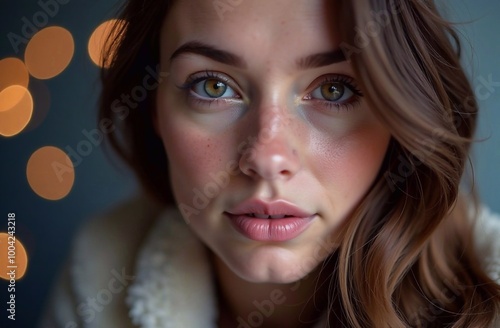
[239,107,301,181]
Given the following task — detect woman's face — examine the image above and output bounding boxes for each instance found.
[156,0,391,283]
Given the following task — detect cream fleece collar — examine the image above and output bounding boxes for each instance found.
[126,209,218,327]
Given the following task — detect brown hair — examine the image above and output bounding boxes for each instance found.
[99,0,500,326]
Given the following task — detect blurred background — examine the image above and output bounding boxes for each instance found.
[0,0,498,327]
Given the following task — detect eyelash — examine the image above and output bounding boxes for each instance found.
[177,71,240,108]
[177,71,363,111]
[304,75,364,112]
[179,70,226,89]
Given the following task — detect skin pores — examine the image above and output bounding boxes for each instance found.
[155,0,391,287]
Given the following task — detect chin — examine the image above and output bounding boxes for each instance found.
[221,246,319,284]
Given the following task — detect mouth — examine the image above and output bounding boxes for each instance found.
[225,199,316,241]
[226,198,314,218]
[241,213,296,219]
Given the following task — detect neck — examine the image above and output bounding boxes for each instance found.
[211,252,336,328]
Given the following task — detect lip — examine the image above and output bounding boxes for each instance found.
[225,199,316,242]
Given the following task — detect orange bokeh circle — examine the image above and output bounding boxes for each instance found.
[27,146,75,200]
[0,232,28,280]
[25,26,74,79]
[88,19,126,68]
[0,86,33,136]
[0,57,29,92]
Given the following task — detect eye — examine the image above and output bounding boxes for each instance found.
[177,71,243,112]
[310,80,355,104]
[190,76,238,99]
[303,74,363,112]
[197,79,228,98]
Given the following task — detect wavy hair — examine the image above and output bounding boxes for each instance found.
[99,0,500,326]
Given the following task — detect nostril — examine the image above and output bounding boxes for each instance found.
[279,168,292,176]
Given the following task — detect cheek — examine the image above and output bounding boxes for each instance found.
[310,121,390,203]
[157,112,235,203]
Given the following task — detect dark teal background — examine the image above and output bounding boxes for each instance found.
[0,1,498,327]
[0,1,137,327]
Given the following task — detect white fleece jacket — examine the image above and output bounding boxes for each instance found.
[39,197,500,328]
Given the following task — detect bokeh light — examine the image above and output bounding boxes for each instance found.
[0,232,28,280]
[0,86,34,137]
[0,83,31,113]
[26,146,75,200]
[88,19,126,68]
[0,57,29,92]
[24,26,74,79]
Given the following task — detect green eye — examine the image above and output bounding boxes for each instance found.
[310,79,356,105]
[204,78,228,98]
[189,76,238,99]
[320,82,344,101]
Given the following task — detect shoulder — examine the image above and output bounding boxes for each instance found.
[71,194,163,276]
[473,206,500,283]
[72,195,166,326]
[40,195,165,328]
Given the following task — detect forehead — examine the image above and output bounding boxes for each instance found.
[161,0,342,60]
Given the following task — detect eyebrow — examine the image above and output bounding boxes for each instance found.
[297,49,346,69]
[170,41,246,68]
[170,41,347,69]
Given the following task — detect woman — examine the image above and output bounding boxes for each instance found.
[41,0,500,327]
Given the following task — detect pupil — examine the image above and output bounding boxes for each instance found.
[322,82,344,101]
[205,79,227,98]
